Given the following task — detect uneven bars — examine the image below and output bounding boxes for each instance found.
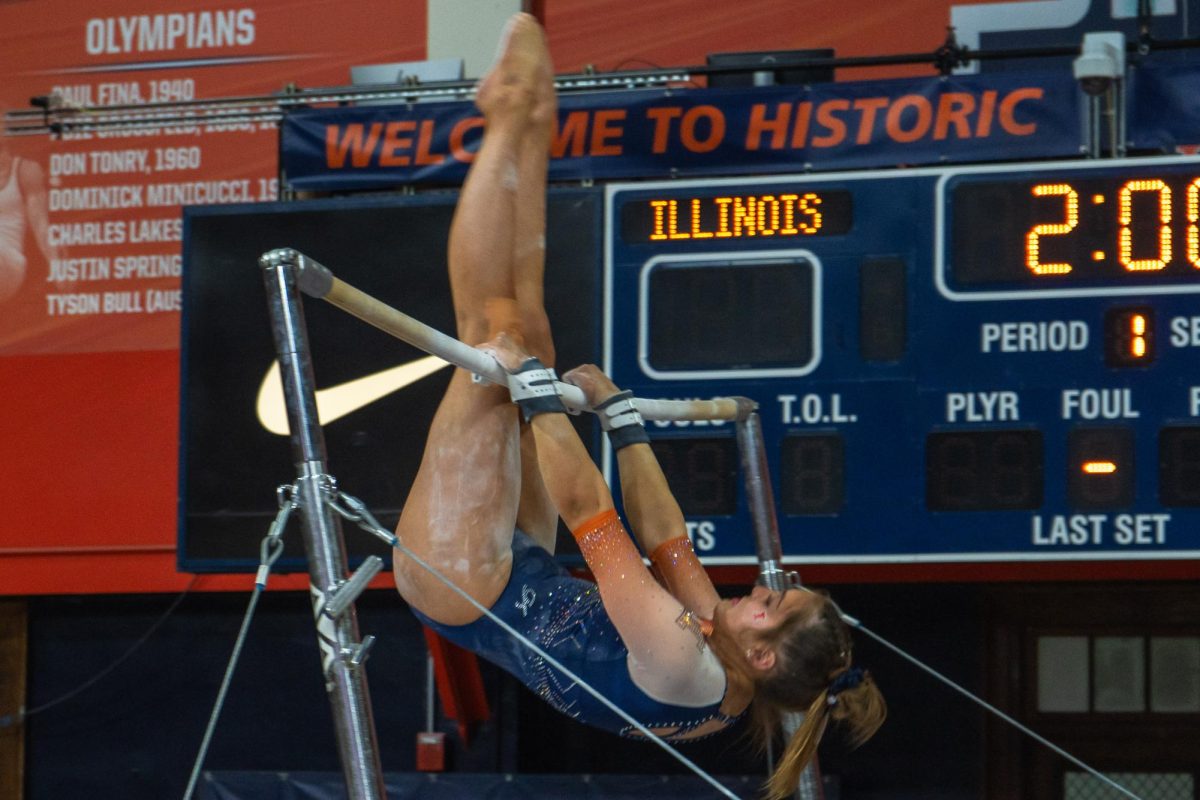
[262,248,756,423]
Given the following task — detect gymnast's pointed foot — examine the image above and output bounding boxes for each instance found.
[478,330,531,373]
[528,22,556,138]
[475,12,550,121]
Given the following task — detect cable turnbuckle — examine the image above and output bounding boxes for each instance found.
[327,490,398,548]
[275,482,299,510]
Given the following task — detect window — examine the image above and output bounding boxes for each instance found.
[1151,638,1200,713]
[1037,634,1200,714]
[987,586,1200,800]
[1064,771,1193,800]
[1038,636,1089,712]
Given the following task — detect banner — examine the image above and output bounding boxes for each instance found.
[0,0,425,595]
[0,0,426,356]
[281,70,1085,191]
[1129,62,1200,152]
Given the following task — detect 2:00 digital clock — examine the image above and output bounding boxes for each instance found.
[948,167,1200,292]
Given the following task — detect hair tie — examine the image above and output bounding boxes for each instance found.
[826,666,866,706]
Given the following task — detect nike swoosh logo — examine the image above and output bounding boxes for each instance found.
[256,354,451,436]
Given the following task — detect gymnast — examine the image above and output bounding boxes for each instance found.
[391,14,884,798]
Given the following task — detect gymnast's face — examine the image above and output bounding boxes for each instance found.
[717,585,819,644]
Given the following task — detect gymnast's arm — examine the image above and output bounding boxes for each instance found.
[615,443,721,619]
[524,407,723,698]
[564,365,721,620]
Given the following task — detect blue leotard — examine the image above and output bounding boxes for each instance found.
[411,531,739,740]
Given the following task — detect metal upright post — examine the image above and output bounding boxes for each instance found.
[260,250,386,800]
[736,411,825,800]
[737,412,789,591]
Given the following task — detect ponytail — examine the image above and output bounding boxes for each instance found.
[764,692,830,800]
[764,668,887,800]
[827,668,887,748]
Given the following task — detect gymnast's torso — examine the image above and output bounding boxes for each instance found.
[412,531,741,741]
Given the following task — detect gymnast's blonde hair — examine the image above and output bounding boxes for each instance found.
[708,591,886,800]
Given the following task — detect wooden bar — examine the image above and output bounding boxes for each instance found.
[267,246,751,422]
[322,274,753,423]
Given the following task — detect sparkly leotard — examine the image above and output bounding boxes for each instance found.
[412,531,740,740]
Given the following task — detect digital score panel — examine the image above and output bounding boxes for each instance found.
[604,156,1200,571]
[948,172,1200,292]
[640,255,818,377]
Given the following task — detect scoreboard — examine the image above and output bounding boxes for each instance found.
[179,157,1200,574]
[604,155,1200,565]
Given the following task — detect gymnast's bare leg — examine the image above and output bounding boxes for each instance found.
[393,13,556,625]
[510,26,559,551]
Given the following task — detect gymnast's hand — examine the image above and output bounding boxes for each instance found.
[562,364,621,408]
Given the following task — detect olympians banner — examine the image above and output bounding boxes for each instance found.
[0,0,425,356]
[0,0,425,597]
[282,70,1084,192]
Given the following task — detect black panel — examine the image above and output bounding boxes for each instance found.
[179,190,601,570]
[859,257,907,362]
[925,430,1044,512]
[648,436,738,517]
[781,433,845,515]
[1067,427,1136,510]
[1159,426,1200,507]
[705,48,835,87]
[1103,306,1155,368]
[646,258,814,371]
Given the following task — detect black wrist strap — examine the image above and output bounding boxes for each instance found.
[607,424,650,450]
[506,357,568,422]
[595,389,649,450]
